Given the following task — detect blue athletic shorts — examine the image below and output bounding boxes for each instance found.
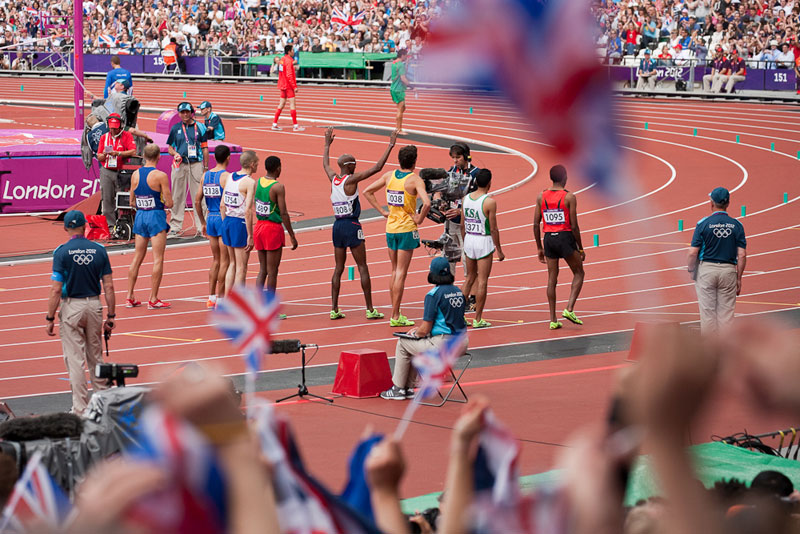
[386,230,419,251]
[221,216,247,248]
[206,212,222,237]
[332,219,364,249]
[133,209,169,238]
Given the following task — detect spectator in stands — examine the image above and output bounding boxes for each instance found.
[10,51,29,70]
[755,40,780,69]
[724,48,747,92]
[703,47,727,91]
[657,43,674,65]
[607,30,623,63]
[641,16,658,50]
[776,42,795,68]
[623,21,638,55]
[637,49,657,91]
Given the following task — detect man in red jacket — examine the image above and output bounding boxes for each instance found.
[97,113,136,229]
[271,45,304,132]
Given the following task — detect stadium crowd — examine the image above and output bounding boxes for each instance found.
[0,0,434,60]
[595,0,800,69]
[1,321,800,533]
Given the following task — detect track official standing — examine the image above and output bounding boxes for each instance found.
[46,211,115,414]
[688,187,746,333]
[167,102,209,236]
[198,101,225,140]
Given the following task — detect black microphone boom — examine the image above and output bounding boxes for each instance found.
[270,340,318,353]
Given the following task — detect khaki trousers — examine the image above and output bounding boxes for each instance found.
[99,167,119,227]
[392,335,468,389]
[169,161,204,233]
[59,297,110,413]
[695,261,738,334]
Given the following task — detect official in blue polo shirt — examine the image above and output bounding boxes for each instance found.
[167,101,209,236]
[198,101,225,140]
[46,211,116,414]
[687,187,747,333]
[381,256,467,400]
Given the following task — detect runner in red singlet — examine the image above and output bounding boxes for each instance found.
[533,165,585,330]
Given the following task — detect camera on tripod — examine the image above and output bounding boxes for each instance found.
[419,168,477,225]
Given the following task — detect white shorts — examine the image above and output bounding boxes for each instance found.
[463,233,495,260]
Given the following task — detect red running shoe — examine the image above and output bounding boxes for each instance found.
[125,298,142,308]
[148,299,171,310]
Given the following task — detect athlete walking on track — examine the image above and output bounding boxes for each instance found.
[391,49,411,134]
[272,45,304,132]
[126,144,174,310]
[195,144,231,308]
[533,165,585,330]
[364,145,430,327]
[254,156,298,316]
[323,126,398,320]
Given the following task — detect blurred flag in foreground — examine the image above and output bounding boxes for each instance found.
[252,402,382,534]
[413,331,468,399]
[124,407,228,534]
[471,410,570,534]
[420,0,619,192]
[0,452,72,534]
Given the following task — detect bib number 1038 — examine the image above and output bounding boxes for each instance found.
[387,190,404,206]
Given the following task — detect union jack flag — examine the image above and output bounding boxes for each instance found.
[420,0,619,193]
[124,407,228,534]
[98,34,117,47]
[0,452,72,534]
[412,331,467,399]
[251,402,382,534]
[212,286,281,375]
[234,0,247,17]
[331,8,365,28]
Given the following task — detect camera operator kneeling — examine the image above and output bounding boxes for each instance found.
[380,257,467,400]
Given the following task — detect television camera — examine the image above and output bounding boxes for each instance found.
[418,167,477,262]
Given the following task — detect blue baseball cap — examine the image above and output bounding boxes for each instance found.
[429,256,450,276]
[177,101,194,112]
[64,210,86,229]
[709,187,730,204]
[198,101,212,110]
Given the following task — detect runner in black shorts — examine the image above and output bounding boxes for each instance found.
[533,165,585,330]
[323,127,398,320]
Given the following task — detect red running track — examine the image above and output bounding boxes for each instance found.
[0,77,799,497]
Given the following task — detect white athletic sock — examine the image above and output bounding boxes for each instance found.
[209,295,217,302]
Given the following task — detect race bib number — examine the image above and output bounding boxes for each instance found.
[255,200,271,216]
[543,209,566,225]
[203,185,221,197]
[333,201,352,218]
[136,196,156,209]
[107,155,118,168]
[465,218,483,235]
[387,189,404,206]
[224,191,242,207]
[412,230,419,240]
[187,145,197,159]
[357,228,364,240]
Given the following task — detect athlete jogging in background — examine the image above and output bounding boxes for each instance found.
[126,144,174,310]
[272,45,304,132]
[323,126,398,320]
[195,144,231,308]
[533,165,585,330]
[220,150,258,292]
[390,49,411,134]
[364,145,430,327]
[254,156,298,319]
[461,169,504,328]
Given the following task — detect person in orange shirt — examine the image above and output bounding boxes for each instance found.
[272,45,304,132]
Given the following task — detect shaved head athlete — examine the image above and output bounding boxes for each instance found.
[322,127,398,320]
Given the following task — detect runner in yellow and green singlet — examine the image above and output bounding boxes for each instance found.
[364,145,430,327]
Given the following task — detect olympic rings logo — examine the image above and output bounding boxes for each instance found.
[449,297,464,307]
[713,228,732,238]
[72,254,93,265]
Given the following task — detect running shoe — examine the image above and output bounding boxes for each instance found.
[148,299,171,310]
[549,321,563,330]
[380,385,407,401]
[562,309,583,325]
[271,124,282,131]
[330,310,346,320]
[206,299,217,309]
[403,387,416,399]
[472,318,492,328]
[125,298,141,308]
[293,124,305,132]
[366,309,385,320]
[389,315,415,327]
[279,313,288,320]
